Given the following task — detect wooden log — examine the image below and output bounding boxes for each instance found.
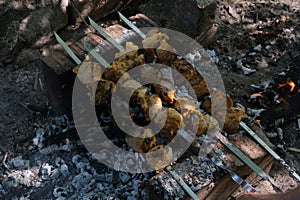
[147,133,270,200]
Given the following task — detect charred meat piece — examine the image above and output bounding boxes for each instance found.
[222,107,247,134]
[201,90,247,134]
[154,108,183,141]
[142,29,170,48]
[152,81,176,104]
[102,60,134,83]
[172,59,209,99]
[174,98,219,136]
[146,145,173,170]
[156,40,177,62]
[201,90,232,113]
[125,128,157,153]
[72,56,103,86]
[94,80,115,108]
[115,42,139,61]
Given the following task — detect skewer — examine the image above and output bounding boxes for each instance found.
[211,156,256,193]
[118,12,146,39]
[83,41,110,67]
[215,131,283,193]
[88,17,125,51]
[166,166,200,200]
[240,121,300,182]
[54,32,81,65]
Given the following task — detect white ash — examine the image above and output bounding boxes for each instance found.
[53,187,68,199]
[32,128,45,149]
[266,131,278,138]
[277,128,284,140]
[254,44,262,51]
[247,108,266,117]
[149,156,216,199]
[184,51,202,66]
[116,30,136,43]
[206,49,219,64]
[150,172,186,199]
[40,163,52,180]
[3,167,41,189]
[236,59,256,75]
[9,156,30,169]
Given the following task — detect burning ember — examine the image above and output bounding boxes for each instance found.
[248,72,300,129]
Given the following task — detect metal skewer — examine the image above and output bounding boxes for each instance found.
[83,42,110,67]
[118,11,146,39]
[54,32,82,65]
[216,131,283,194]
[88,17,125,51]
[166,166,199,200]
[240,121,300,182]
[211,156,256,193]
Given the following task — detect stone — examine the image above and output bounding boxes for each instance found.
[68,0,132,25]
[139,0,217,46]
[0,0,68,56]
[119,172,130,183]
[40,163,52,180]
[9,156,30,169]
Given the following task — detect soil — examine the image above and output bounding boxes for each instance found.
[0,0,300,199]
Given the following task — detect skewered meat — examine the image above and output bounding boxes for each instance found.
[125,128,157,153]
[154,108,183,141]
[172,59,209,99]
[174,98,219,136]
[142,29,169,48]
[72,55,103,85]
[72,29,249,168]
[201,90,247,134]
[94,80,115,108]
[146,145,173,170]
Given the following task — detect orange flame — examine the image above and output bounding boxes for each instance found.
[255,119,261,124]
[286,78,295,92]
[277,78,296,92]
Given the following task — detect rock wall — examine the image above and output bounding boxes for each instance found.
[0,0,217,58]
[139,0,217,46]
[0,0,132,57]
[0,0,68,57]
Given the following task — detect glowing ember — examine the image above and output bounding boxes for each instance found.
[255,119,261,124]
[250,92,264,98]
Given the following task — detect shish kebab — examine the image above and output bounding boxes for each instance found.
[53,12,291,196]
[118,12,300,184]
